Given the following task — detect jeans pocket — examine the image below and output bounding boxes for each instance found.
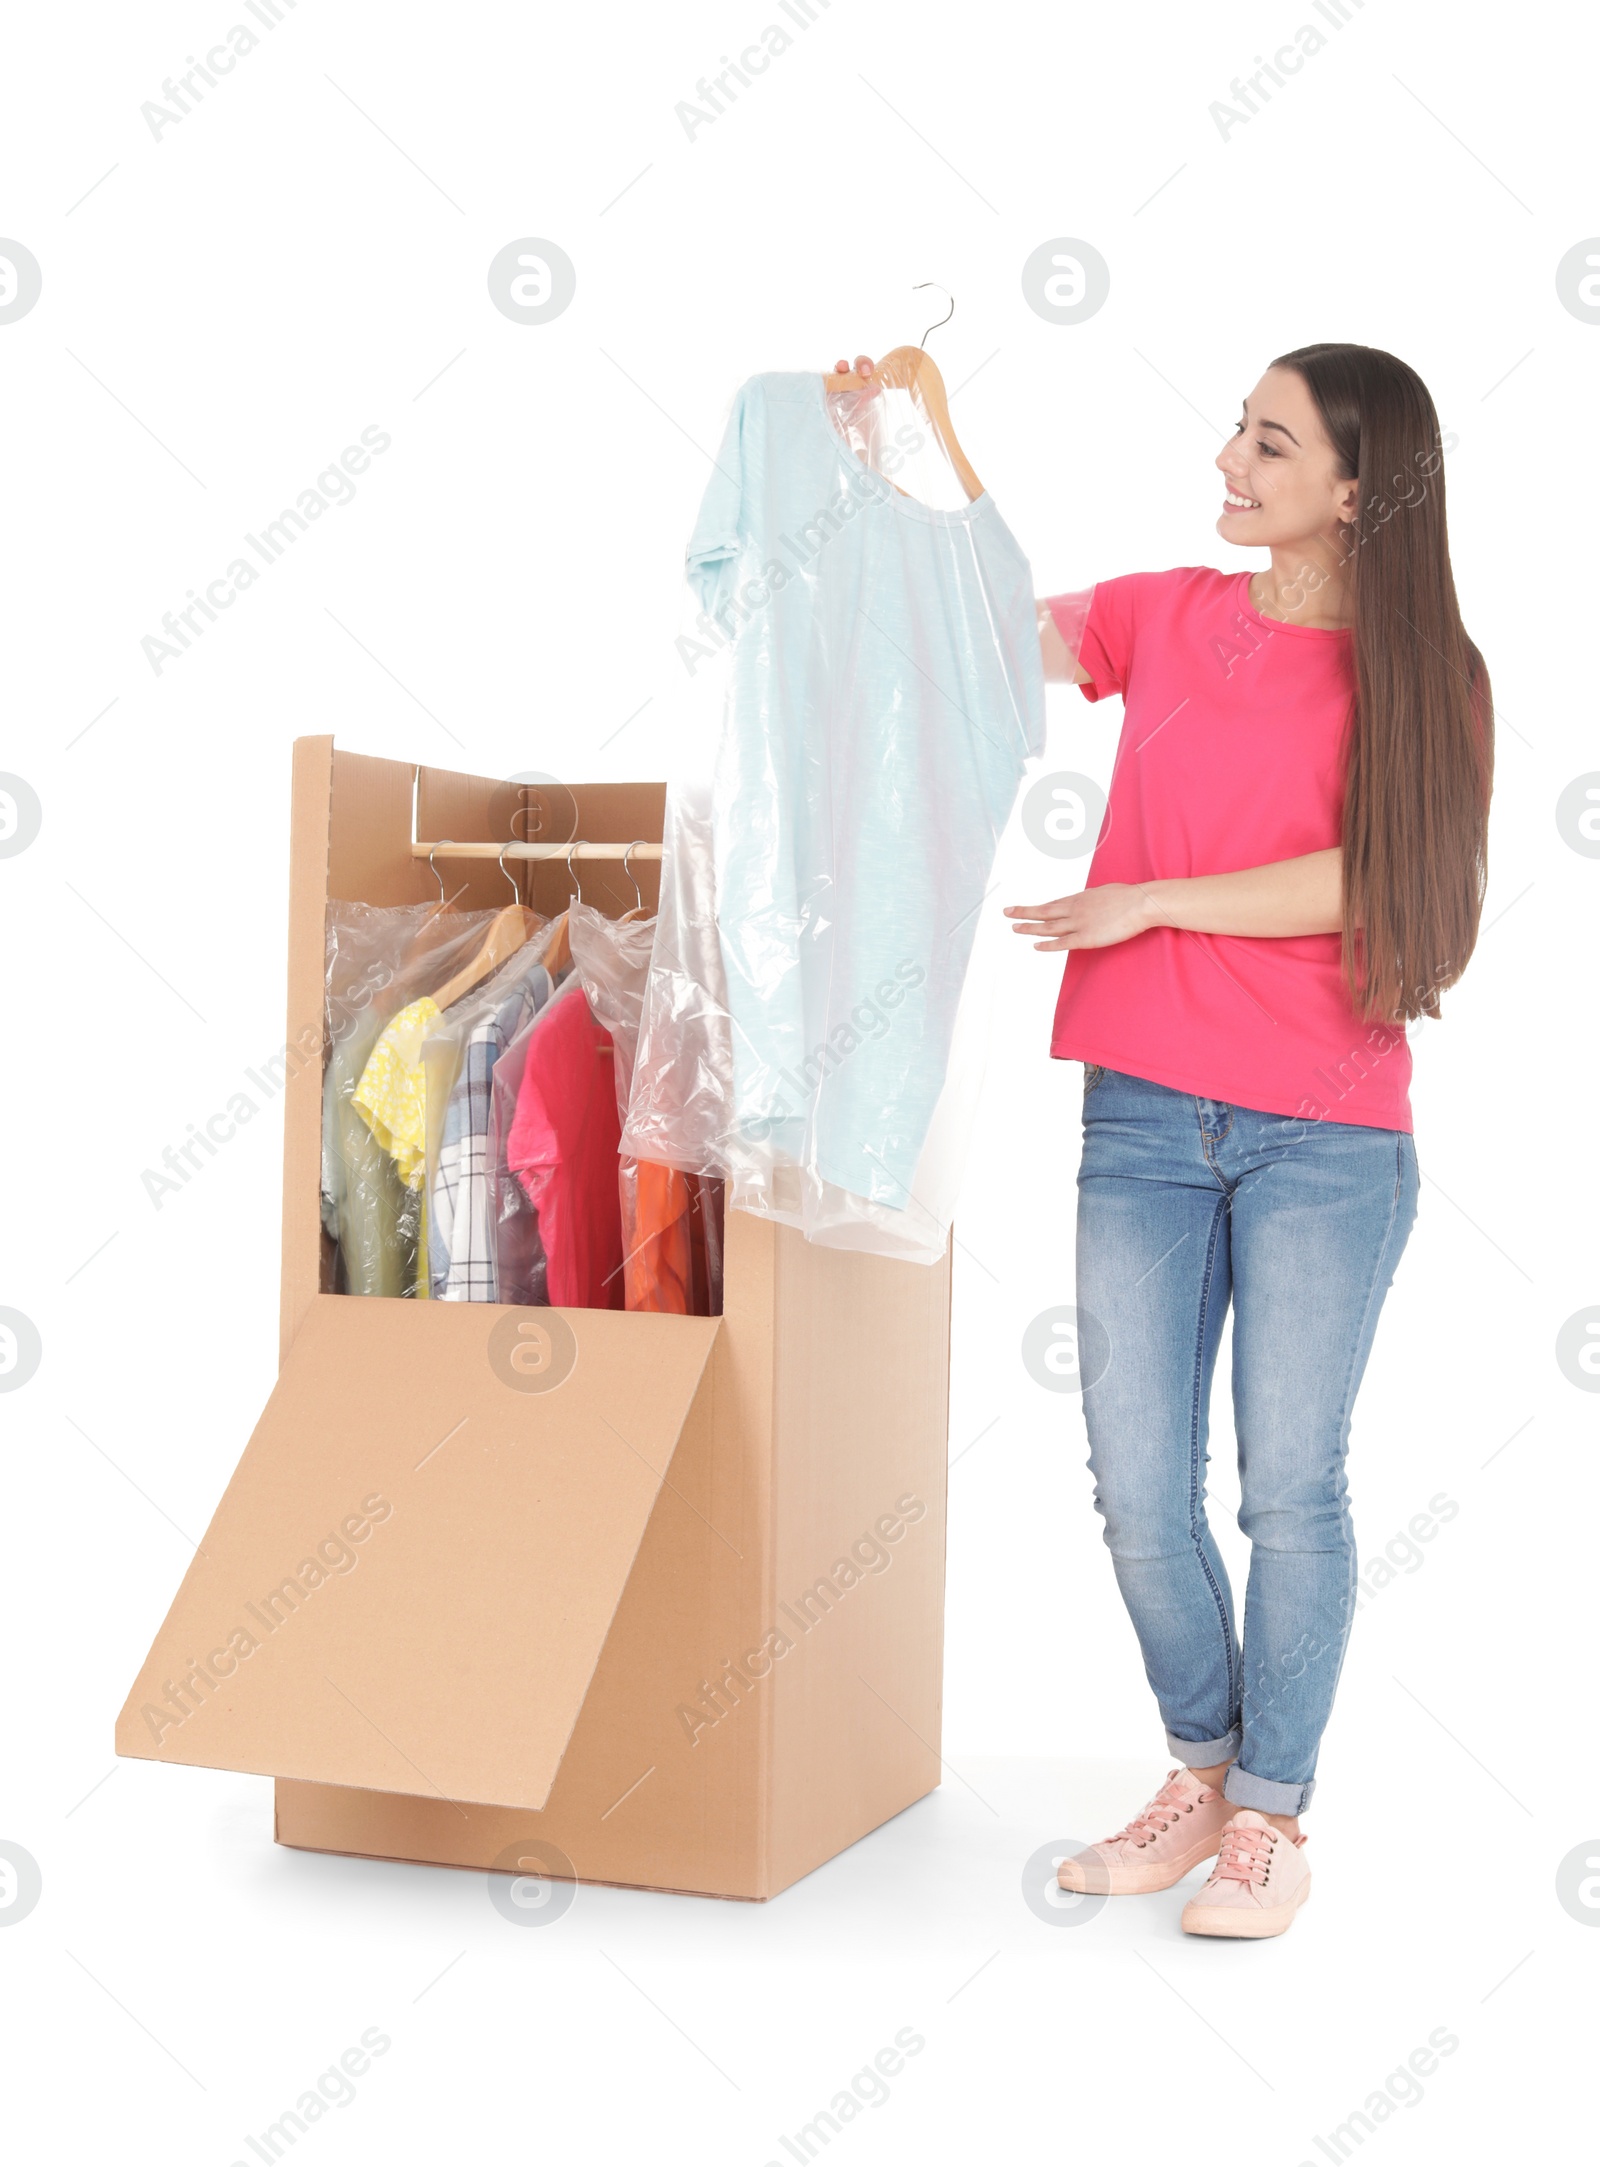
[1083,1062,1106,1103]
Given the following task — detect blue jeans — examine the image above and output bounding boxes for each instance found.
[1075,1067,1418,1814]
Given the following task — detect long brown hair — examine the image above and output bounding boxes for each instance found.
[1273,343,1492,1023]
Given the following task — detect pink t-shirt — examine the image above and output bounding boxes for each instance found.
[1046,567,1411,1131]
[506,983,626,1308]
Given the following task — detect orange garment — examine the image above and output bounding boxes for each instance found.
[622,1159,692,1313]
[621,1162,724,1313]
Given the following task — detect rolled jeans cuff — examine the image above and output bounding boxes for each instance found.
[1165,1725,1240,1769]
[1224,1763,1316,1815]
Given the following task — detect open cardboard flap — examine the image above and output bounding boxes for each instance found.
[116,1295,721,1811]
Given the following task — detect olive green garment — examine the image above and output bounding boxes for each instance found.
[321,1009,414,1298]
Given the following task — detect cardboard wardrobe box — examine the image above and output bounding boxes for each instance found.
[116,740,952,1900]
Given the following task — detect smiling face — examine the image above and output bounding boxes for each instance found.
[1215,365,1359,550]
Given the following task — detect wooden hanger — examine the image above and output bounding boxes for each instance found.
[543,913,571,975]
[432,905,537,1011]
[822,345,983,503]
[430,845,536,1011]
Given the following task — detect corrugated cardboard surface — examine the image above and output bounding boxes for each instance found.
[275,1208,781,1897]
[766,1227,951,1893]
[273,1213,953,1900]
[122,742,954,1902]
[117,1294,720,1810]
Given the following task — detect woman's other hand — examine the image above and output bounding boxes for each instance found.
[1005,885,1156,952]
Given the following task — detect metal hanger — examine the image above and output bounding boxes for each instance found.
[418,835,471,931]
[617,841,650,923]
[913,281,954,348]
[539,843,581,977]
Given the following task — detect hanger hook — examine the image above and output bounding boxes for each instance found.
[622,842,644,913]
[565,840,583,904]
[428,842,447,904]
[497,842,520,904]
[913,281,954,349]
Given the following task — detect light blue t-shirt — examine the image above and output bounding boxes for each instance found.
[687,371,1045,1209]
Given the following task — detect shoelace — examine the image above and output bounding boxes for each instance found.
[1102,1770,1221,1849]
[1212,1821,1277,1886]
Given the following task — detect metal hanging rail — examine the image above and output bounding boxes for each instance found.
[407,840,662,860]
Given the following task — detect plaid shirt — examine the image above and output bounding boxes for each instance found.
[430,969,553,1299]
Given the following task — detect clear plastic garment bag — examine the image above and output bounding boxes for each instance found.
[622,353,1046,1265]
[322,900,501,1297]
[569,900,723,1315]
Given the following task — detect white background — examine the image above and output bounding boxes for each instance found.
[2,0,1593,2159]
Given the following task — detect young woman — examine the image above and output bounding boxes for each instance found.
[835,341,1492,1938]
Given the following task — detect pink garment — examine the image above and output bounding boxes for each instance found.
[1046,567,1411,1131]
[505,985,625,1309]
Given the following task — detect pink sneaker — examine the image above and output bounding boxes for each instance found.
[1056,1768,1233,1895]
[1180,1810,1311,1938]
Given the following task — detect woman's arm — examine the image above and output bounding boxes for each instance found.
[1006,848,1344,951]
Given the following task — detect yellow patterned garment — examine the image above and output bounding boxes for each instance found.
[352,997,440,1190]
